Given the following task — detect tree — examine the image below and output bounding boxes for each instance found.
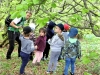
[0,0,100,47]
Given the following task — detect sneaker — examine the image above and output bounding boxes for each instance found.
[19,72,26,75]
[70,72,74,75]
[46,71,53,74]
[46,71,50,74]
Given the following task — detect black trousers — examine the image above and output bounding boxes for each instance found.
[6,30,21,59]
[43,42,50,59]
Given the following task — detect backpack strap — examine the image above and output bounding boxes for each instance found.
[17,17,23,24]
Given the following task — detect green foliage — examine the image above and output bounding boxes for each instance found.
[84,72,92,75]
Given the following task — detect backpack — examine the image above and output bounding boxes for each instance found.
[62,40,79,59]
[5,15,23,27]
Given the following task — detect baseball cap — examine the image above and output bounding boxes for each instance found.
[68,28,78,38]
[56,23,64,31]
[64,24,70,30]
[23,26,32,34]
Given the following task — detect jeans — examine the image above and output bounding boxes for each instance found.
[6,30,21,59]
[64,57,76,75]
[20,52,30,74]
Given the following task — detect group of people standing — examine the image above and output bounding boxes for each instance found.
[6,11,81,75]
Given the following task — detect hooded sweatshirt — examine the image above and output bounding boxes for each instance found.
[46,21,56,40]
[48,34,64,52]
[19,35,35,54]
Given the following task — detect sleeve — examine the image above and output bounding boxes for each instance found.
[35,37,40,45]
[62,40,68,59]
[19,34,23,40]
[12,17,21,24]
[26,42,35,52]
[77,41,81,59]
[29,33,36,43]
[48,35,56,45]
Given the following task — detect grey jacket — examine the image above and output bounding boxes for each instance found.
[48,34,64,52]
[19,35,35,54]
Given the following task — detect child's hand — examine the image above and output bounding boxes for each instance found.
[35,45,38,49]
[34,50,37,53]
[78,58,81,61]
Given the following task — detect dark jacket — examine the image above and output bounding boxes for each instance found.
[46,21,56,40]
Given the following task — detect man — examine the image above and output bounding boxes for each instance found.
[6,11,32,59]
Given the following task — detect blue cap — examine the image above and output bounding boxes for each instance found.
[68,28,78,38]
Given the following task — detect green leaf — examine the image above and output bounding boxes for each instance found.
[82,8,89,14]
[36,17,49,27]
[16,5,23,10]
[81,57,91,65]
[89,52,99,59]
[93,25,99,31]
[51,3,57,8]
[11,11,20,18]
[20,11,26,17]
[21,1,28,5]
[33,0,40,4]
[50,13,57,19]
[84,72,92,75]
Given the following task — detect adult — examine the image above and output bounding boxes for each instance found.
[6,11,32,59]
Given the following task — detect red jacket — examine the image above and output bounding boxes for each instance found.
[35,36,46,52]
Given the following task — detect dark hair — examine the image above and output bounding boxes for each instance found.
[39,28,46,34]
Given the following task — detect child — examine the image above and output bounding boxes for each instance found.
[19,26,37,75]
[42,21,56,60]
[47,23,64,73]
[58,24,70,61]
[29,23,36,60]
[32,28,46,65]
[63,28,81,75]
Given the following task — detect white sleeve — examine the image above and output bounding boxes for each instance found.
[12,17,21,24]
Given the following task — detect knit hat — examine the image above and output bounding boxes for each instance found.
[29,23,36,31]
[64,24,70,30]
[56,23,64,31]
[23,26,32,34]
[48,21,56,29]
[68,28,78,38]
